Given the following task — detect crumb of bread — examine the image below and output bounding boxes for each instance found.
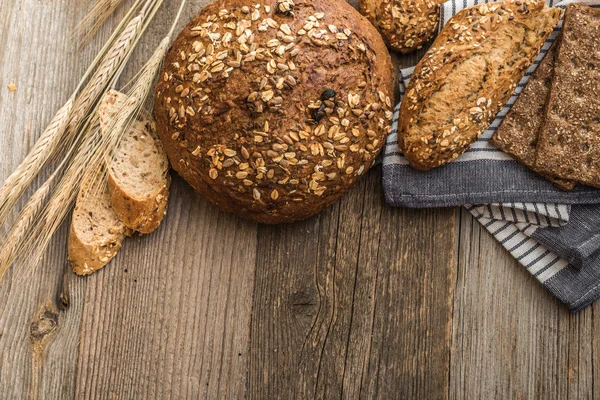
[7,84,16,91]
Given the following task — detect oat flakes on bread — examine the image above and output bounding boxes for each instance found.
[358,0,443,53]
[491,41,575,191]
[534,4,600,188]
[100,90,171,234]
[68,174,131,276]
[398,0,561,171]
[154,0,395,224]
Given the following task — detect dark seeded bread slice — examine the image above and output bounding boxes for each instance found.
[491,40,575,191]
[68,175,132,276]
[100,90,171,234]
[535,4,600,187]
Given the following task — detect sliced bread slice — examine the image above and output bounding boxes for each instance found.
[100,90,171,234]
[68,174,131,275]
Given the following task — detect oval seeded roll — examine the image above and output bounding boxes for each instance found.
[398,0,561,170]
[358,0,443,53]
[154,0,394,224]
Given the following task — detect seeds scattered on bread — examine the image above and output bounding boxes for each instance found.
[358,0,443,53]
[154,0,395,224]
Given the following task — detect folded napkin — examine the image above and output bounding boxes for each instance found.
[382,0,600,312]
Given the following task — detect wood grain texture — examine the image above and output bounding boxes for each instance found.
[451,208,599,400]
[249,168,457,400]
[0,0,599,399]
[73,177,257,399]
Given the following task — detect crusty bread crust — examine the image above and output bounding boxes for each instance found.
[398,0,561,171]
[154,0,395,224]
[107,176,170,234]
[358,0,442,54]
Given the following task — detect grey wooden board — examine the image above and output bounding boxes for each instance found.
[0,0,597,399]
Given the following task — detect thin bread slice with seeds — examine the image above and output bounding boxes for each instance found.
[68,174,131,276]
[100,90,171,234]
[491,40,575,190]
[535,4,600,187]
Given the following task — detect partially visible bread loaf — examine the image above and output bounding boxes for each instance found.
[100,90,171,234]
[68,175,131,276]
[154,0,394,224]
[398,0,561,171]
[358,0,442,53]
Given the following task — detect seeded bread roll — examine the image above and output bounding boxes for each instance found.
[358,0,443,53]
[398,0,561,171]
[154,0,394,224]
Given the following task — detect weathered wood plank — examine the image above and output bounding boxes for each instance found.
[1,1,258,399]
[3,0,600,399]
[0,0,117,398]
[249,167,458,399]
[450,208,598,399]
[73,177,257,399]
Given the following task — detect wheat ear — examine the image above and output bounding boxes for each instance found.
[0,0,165,275]
[68,0,166,129]
[0,98,73,225]
[0,171,58,280]
[68,14,145,131]
[0,0,158,228]
[75,0,127,47]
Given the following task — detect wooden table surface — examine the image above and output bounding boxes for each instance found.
[1,1,599,399]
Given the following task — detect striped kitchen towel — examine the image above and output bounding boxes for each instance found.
[382,0,600,311]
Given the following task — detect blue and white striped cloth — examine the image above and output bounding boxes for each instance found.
[382,0,600,311]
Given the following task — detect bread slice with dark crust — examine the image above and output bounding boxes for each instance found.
[398,0,562,171]
[100,90,171,234]
[68,175,131,276]
[491,40,575,191]
[535,4,600,187]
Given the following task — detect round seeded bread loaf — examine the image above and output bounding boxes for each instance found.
[154,0,394,224]
[358,0,442,53]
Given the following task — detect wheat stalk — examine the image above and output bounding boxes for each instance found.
[0,0,185,276]
[0,98,73,225]
[0,0,166,275]
[0,171,58,279]
[75,0,128,47]
[0,0,160,228]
